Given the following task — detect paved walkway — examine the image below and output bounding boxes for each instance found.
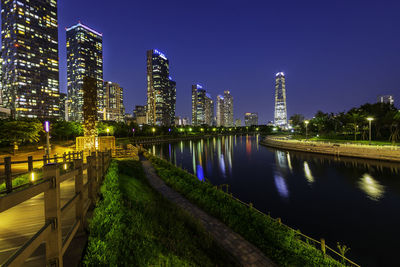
[141,159,276,267]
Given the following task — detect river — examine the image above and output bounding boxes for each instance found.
[147,134,400,267]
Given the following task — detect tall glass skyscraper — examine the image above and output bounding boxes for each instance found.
[104,81,125,122]
[224,90,234,127]
[274,72,287,127]
[192,84,213,126]
[1,0,60,118]
[66,23,103,121]
[216,95,224,127]
[146,49,176,126]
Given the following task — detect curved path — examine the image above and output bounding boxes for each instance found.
[141,159,276,267]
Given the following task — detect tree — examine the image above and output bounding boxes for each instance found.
[347,110,365,141]
[389,111,400,144]
[0,120,43,154]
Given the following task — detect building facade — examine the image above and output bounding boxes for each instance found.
[274,72,287,127]
[235,119,241,127]
[66,22,103,121]
[1,0,60,118]
[104,81,124,122]
[244,112,258,126]
[377,95,394,105]
[59,92,67,120]
[192,84,213,126]
[224,90,234,127]
[216,95,224,127]
[133,105,147,125]
[146,49,176,126]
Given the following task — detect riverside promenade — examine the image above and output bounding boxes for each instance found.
[261,136,400,162]
[140,158,276,267]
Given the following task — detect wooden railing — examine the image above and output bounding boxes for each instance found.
[0,150,111,267]
[0,151,84,193]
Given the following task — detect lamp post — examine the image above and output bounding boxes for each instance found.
[367,117,374,145]
[106,128,110,136]
[132,128,135,138]
[152,127,156,136]
[44,121,50,157]
[304,120,309,140]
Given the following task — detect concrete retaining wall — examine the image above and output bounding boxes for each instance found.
[261,138,400,163]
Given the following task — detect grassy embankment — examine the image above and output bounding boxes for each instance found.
[145,153,347,267]
[291,135,399,146]
[83,159,237,266]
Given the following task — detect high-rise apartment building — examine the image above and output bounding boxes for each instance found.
[59,92,67,120]
[377,95,394,105]
[274,72,287,127]
[1,0,60,118]
[244,112,258,126]
[205,94,214,126]
[66,22,103,121]
[216,95,224,127]
[235,119,241,127]
[224,90,234,127]
[192,84,213,126]
[146,49,176,126]
[104,81,124,122]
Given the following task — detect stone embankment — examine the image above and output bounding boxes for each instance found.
[261,137,400,162]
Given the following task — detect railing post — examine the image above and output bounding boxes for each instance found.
[63,152,66,164]
[74,158,84,232]
[54,154,58,163]
[28,156,33,173]
[87,156,94,206]
[68,151,71,162]
[101,152,105,179]
[43,163,62,267]
[43,155,47,165]
[4,157,12,193]
[321,238,326,255]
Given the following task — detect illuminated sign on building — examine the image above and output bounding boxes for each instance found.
[154,49,167,60]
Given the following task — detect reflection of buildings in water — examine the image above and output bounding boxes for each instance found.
[303,161,314,183]
[219,154,226,176]
[275,150,288,170]
[152,145,156,156]
[180,141,183,153]
[358,173,385,201]
[246,135,251,156]
[274,172,289,199]
[256,134,259,151]
[287,152,293,172]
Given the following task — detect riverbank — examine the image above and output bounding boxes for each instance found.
[261,137,400,162]
[118,132,261,146]
[144,152,351,266]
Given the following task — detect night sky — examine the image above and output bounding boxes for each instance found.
[56,0,399,123]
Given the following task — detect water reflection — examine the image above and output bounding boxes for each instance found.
[274,172,289,199]
[358,173,385,201]
[303,161,314,184]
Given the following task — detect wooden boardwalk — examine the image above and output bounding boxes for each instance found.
[141,159,276,267]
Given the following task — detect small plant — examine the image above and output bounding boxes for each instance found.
[337,242,350,263]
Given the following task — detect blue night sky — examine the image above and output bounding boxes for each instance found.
[57,0,399,123]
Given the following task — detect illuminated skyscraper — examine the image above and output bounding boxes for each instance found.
[205,94,214,126]
[104,81,125,122]
[274,72,287,127]
[224,90,234,127]
[1,0,60,118]
[66,23,103,121]
[216,95,224,126]
[192,84,213,126]
[146,49,176,126]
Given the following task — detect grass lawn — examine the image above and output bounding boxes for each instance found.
[84,159,237,266]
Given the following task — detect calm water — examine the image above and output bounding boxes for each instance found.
[148,135,400,267]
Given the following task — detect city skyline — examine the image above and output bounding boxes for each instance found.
[1,0,399,123]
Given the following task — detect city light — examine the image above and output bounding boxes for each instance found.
[64,164,68,170]
[152,128,156,132]
[30,172,35,182]
[44,121,50,133]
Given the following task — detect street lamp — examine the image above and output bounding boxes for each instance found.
[152,127,156,136]
[44,121,50,157]
[132,128,135,138]
[304,120,309,140]
[367,117,374,145]
[106,128,110,136]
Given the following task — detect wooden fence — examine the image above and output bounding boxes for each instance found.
[0,150,111,267]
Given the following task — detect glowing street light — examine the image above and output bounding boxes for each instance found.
[44,121,50,157]
[367,117,374,145]
[30,172,35,182]
[152,127,156,136]
[106,128,110,136]
[304,120,310,140]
